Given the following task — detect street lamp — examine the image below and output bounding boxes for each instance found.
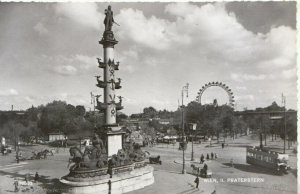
[282,94,286,154]
[181,83,189,174]
[189,123,197,161]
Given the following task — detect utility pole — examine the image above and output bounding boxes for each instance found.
[90,92,97,127]
[190,123,196,161]
[260,119,263,149]
[263,118,266,146]
[181,83,189,174]
[90,92,96,112]
[282,94,286,154]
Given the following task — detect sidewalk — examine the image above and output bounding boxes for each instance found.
[128,169,215,194]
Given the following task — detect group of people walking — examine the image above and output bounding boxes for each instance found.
[200,152,217,164]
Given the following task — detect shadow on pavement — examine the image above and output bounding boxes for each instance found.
[0,170,66,194]
[222,163,282,176]
[38,177,65,194]
[153,169,183,175]
[290,168,297,177]
[4,190,15,193]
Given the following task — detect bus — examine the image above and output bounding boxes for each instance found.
[246,146,289,175]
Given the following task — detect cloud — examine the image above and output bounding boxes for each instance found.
[151,99,171,106]
[116,8,190,50]
[53,65,77,75]
[34,22,48,35]
[113,3,295,112]
[235,86,247,91]
[53,93,88,107]
[165,2,197,17]
[257,26,296,69]
[54,3,102,30]
[282,68,297,79]
[0,2,296,113]
[0,89,19,96]
[24,96,34,103]
[122,50,138,60]
[231,73,267,82]
[235,95,255,101]
[123,65,135,73]
[74,55,96,70]
[123,97,138,104]
[60,93,68,99]
[42,54,97,76]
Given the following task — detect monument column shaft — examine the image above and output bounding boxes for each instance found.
[104,47,116,125]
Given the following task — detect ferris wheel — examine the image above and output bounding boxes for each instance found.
[195,81,235,108]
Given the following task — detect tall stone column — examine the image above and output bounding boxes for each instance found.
[101,32,117,125]
[96,6,124,156]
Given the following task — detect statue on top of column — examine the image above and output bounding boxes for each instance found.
[104,5,114,31]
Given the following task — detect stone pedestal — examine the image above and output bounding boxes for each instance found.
[106,130,125,157]
[60,166,154,194]
[99,125,125,157]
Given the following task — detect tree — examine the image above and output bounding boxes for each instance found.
[285,113,297,148]
[130,113,142,119]
[143,107,158,119]
[233,116,247,137]
[76,105,86,117]
[37,100,94,136]
[185,101,234,142]
[117,112,128,123]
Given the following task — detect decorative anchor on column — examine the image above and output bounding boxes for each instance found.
[109,94,116,118]
[110,79,115,90]
[108,60,115,77]
[109,94,116,103]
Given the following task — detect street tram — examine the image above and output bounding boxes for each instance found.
[246,146,289,174]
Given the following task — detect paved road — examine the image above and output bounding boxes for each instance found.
[138,135,297,194]
[0,135,296,194]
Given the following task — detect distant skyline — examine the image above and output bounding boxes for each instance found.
[0,2,297,114]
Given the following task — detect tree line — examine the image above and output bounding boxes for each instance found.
[0,100,296,146]
[185,101,297,145]
[0,101,100,143]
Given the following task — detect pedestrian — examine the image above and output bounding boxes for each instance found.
[203,163,208,177]
[230,158,234,167]
[206,153,209,160]
[211,152,214,160]
[34,172,39,182]
[214,153,218,159]
[194,176,199,189]
[222,143,224,149]
[16,153,19,163]
[25,173,29,183]
[13,179,19,192]
[200,154,204,164]
[204,163,208,170]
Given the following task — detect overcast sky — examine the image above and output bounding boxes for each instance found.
[0,2,297,114]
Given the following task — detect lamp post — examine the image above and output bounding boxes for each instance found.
[282,94,286,154]
[181,83,189,174]
[189,123,197,161]
[90,92,97,127]
[90,92,96,112]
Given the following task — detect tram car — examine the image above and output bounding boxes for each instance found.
[246,146,289,175]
